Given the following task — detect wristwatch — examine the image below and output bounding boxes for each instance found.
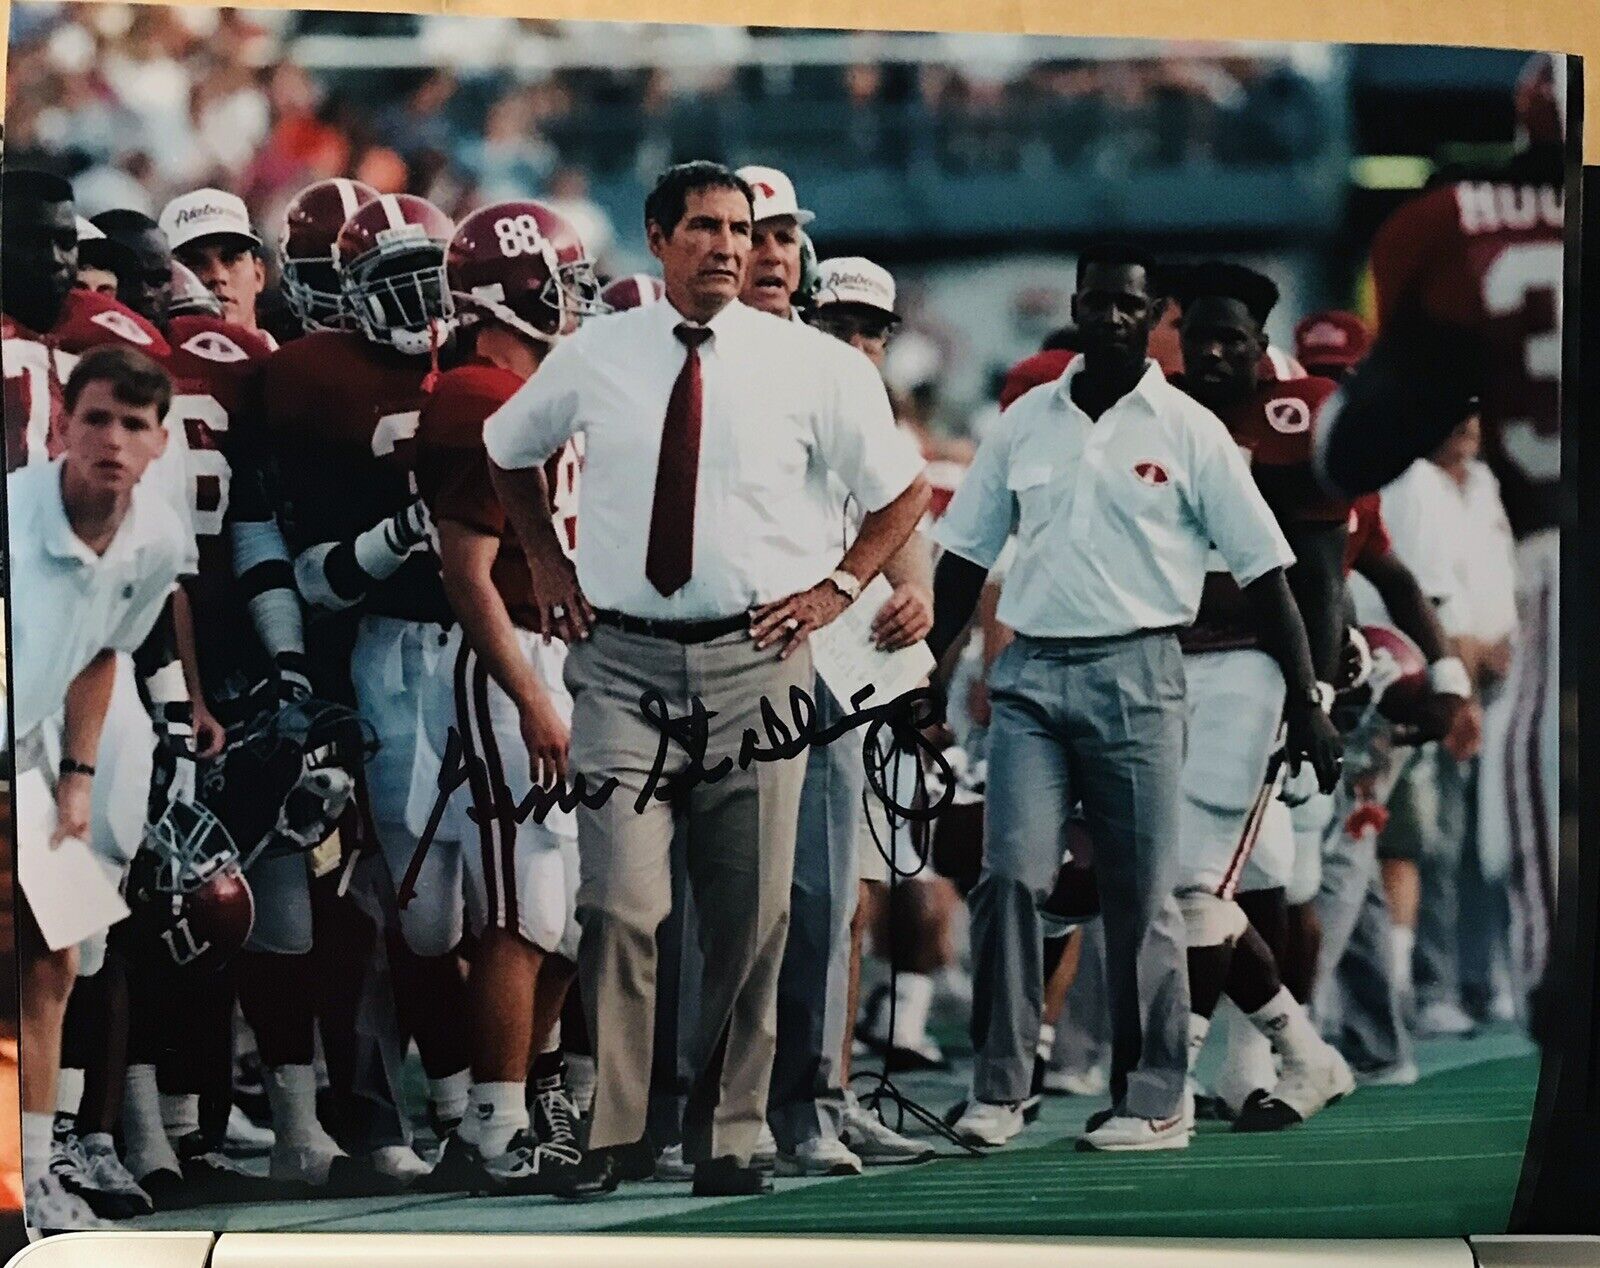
[825,569,863,604]
[59,758,96,779]
[1294,683,1335,714]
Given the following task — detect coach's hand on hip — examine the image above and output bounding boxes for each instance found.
[751,579,852,658]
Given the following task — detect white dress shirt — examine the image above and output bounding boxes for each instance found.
[1457,461,1518,643]
[932,358,1294,639]
[7,460,188,742]
[484,297,924,620]
[1377,458,1475,636]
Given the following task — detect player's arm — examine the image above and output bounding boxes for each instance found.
[55,651,117,846]
[436,520,569,786]
[169,586,224,758]
[292,499,432,615]
[132,601,199,811]
[1356,548,1474,745]
[228,442,311,700]
[1280,520,1348,682]
[488,462,592,644]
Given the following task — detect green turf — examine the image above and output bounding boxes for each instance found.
[125,1031,1537,1238]
[622,1054,1538,1240]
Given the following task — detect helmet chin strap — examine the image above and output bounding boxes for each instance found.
[421,317,443,393]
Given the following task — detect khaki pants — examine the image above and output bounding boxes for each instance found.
[565,623,812,1165]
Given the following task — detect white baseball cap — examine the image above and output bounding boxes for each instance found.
[159,188,262,253]
[75,217,105,242]
[735,165,815,227]
[814,257,898,320]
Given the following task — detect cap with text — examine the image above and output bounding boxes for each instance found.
[814,257,898,320]
[736,165,815,226]
[159,188,262,253]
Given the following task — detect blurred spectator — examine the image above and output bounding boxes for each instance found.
[544,166,617,270]
[464,88,559,202]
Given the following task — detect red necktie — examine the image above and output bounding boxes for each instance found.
[645,323,712,596]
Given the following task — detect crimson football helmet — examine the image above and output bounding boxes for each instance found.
[598,273,665,313]
[168,259,223,319]
[279,177,380,332]
[126,798,254,975]
[336,193,456,356]
[1362,624,1429,724]
[447,200,600,344]
[1516,53,1564,149]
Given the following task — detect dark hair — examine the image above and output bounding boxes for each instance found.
[644,162,753,238]
[91,208,162,245]
[1182,261,1280,327]
[2,168,74,215]
[1075,242,1158,288]
[63,345,173,420]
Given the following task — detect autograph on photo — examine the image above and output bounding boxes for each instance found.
[397,683,953,909]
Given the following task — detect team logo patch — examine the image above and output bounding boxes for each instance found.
[1132,460,1170,486]
[751,181,777,199]
[182,331,248,364]
[89,308,153,346]
[1266,397,1312,434]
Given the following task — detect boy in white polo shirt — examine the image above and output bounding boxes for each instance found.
[8,345,189,1232]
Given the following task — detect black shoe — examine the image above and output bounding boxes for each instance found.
[1193,1094,1236,1123]
[321,1154,410,1198]
[137,1167,186,1211]
[532,1072,583,1156]
[422,1132,579,1197]
[693,1155,773,1197]
[1232,1089,1303,1134]
[554,1149,622,1202]
[1084,1106,1115,1134]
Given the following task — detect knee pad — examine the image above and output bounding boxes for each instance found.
[392,843,464,959]
[1178,889,1249,948]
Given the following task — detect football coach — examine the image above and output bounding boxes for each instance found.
[482,161,928,1197]
[925,245,1341,1154]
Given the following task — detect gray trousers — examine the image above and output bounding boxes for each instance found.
[646,821,698,1150]
[1313,805,1412,1074]
[971,633,1189,1119]
[1416,749,1470,1008]
[768,680,862,1150]
[566,624,811,1163]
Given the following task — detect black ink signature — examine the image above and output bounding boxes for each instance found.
[396,683,952,910]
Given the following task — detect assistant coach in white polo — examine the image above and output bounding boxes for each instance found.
[926,246,1342,1154]
[484,161,928,1199]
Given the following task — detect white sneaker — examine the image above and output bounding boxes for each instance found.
[753,1122,778,1171]
[75,1138,155,1219]
[26,1174,107,1235]
[774,1135,862,1177]
[1355,1059,1419,1087]
[225,1104,276,1154]
[842,1098,936,1165]
[953,1099,1025,1148]
[269,1134,346,1186]
[1235,1045,1355,1131]
[1077,1109,1190,1152]
[654,1142,696,1182]
[368,1144,432,1184]
[1043,1065,1109,1097]
[1415,999,1477,1037]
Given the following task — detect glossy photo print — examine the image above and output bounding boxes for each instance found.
[0,5,1574,1245]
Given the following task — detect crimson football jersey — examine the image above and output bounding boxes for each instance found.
[2,290,170,471]
[262,330,451,626]
[415,360,580,631]
[1180,375,1350,654]
[1369,178,1563,536]
[157,315,277,670]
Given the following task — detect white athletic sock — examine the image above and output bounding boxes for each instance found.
[1245,986,1324,1061]
[55,1069,84,1120]
[1391,926,1416,996]
[429,1071,471,1125]
[1214,1001,1275,1114]
[160,1092,201,1140]
[80,1132,115,1157]
[23,1113,53,1183]
[265,1065,325,1149]
[891,972,934,1047]
[123,1065,181,1179]
[461,1082,528,1159]
[540,1021,562,1056]
[1187,1013,1212,1075]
